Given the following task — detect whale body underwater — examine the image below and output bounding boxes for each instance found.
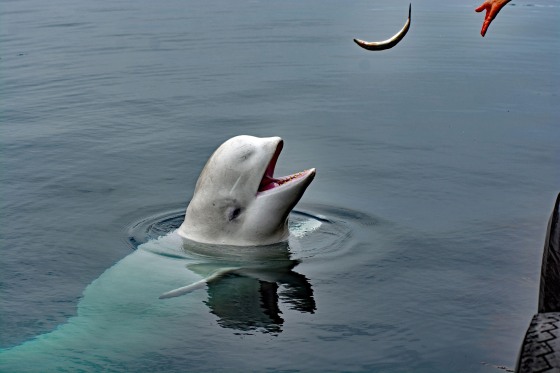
[0,135,318,371]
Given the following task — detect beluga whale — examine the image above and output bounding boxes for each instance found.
[0,135,318,371]
[179,135,316,246]
[353,3,411,51]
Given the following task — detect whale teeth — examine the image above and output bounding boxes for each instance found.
[259,170,310,193]
[276,170,308,185]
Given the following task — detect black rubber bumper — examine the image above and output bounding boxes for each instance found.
[516,193,560,373]
[516,312,560,373]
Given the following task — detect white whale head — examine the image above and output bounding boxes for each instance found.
[178,135,315,246]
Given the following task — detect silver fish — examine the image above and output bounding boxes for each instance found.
[354,3,411,51]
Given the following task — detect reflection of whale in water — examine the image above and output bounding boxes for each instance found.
[207,271,314,333]
[181,241,316,334]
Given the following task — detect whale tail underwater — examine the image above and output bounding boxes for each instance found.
[0,135,317,371]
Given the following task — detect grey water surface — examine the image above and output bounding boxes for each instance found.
[1,0,559,372]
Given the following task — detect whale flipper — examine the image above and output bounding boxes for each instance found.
[159,267,241,299]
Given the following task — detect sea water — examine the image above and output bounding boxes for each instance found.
[1,0,558,372]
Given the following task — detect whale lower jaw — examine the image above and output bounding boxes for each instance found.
[257,168,316,197]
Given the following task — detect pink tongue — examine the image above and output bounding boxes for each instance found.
[259,175,279,192]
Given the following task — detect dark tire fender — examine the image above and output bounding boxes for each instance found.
[516,193,560,373]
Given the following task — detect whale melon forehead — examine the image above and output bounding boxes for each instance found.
[194,136,277,191]
[211,135,276,165]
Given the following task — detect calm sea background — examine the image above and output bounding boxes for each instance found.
[1,0,559,372]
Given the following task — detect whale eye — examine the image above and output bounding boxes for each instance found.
[228,207,242,221]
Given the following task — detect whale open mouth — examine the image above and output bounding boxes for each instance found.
[257,139,315,195]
